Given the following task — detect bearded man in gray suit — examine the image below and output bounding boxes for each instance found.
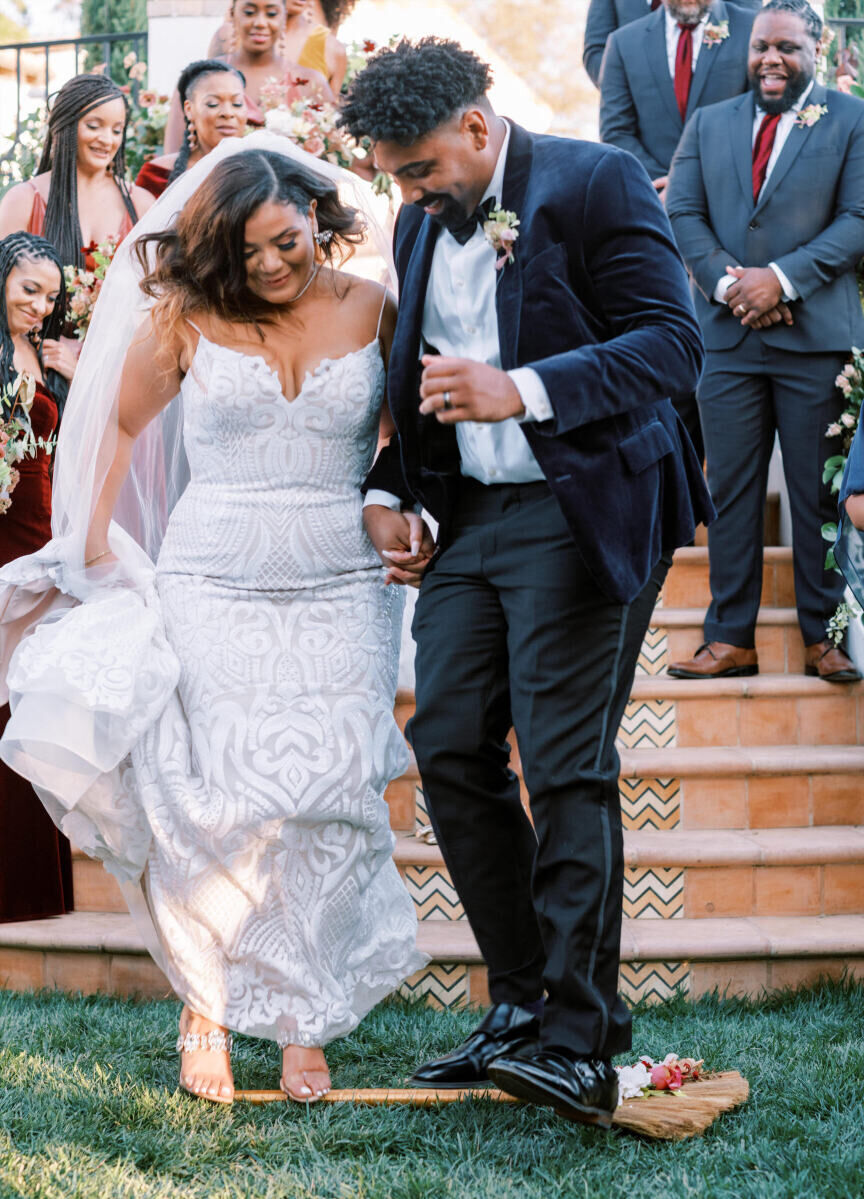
[666,0,864,682]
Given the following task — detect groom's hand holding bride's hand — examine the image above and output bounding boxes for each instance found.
[364,507,435,588]
[419,357,525,423]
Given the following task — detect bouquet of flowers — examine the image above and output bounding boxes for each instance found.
[0,372,57,515]
[822,348,864,642]
[262,85,354,171]
[63,236,119,341]
[125,88,172,179]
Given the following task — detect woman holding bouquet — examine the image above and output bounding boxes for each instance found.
[164,0,333,154]
[0,74,154,268]
[136,61,249,199]
[0,232,74,923]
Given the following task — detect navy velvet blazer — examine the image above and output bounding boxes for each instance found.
[666,83,864,353]
[600,1,755,178]
[364,122,715,604]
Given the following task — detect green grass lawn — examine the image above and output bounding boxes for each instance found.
[0,981,862,1199]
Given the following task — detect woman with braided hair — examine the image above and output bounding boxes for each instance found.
[0,73,154,269]
[136,61,248,200]
[0,232,75,924]
[164,0,333,153]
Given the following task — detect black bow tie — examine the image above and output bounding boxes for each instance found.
[448,196,497,246]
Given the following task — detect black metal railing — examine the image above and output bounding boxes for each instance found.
[1,29,148,141]
[825,16,864,55]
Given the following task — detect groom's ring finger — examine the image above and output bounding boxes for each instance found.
[736,304,748,315]
[442,391,453,411]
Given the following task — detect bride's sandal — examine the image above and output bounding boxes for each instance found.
[280,1045,331,1104]
[177,1017,235,1104]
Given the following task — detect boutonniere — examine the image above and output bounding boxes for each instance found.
[483,206,520,271]
[703,21,729,47]
[796,103,829,128]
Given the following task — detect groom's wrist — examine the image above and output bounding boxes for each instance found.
[509,368,554,423]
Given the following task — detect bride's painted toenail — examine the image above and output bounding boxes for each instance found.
[299,1085,312,1095]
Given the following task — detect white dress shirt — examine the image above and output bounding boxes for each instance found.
[365,121,555,510]
[713,81,815,306]
[665,9,710,78]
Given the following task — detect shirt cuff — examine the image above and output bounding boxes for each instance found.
[509,367,554,423]
[713,275,735,304]
[363,489,404,512]
[769,262,799,302]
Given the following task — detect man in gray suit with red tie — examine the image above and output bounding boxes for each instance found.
[666,0,864,681]
[583,0,760,89]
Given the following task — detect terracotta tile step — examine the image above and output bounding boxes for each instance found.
[663,546,794,609]
[4,912,863,978]
[392,826,864,870]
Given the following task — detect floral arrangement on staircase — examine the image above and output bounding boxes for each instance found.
[823,348,864,644]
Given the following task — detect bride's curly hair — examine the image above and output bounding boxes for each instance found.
[137,150,365,356]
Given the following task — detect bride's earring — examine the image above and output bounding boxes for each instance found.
[187,122,199,152]
[314,229,333,247]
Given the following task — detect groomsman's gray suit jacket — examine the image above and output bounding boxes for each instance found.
[665,82,864,353]
[599,0,755,179]
[583,0,761,89]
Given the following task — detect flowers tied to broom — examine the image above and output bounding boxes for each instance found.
[615,1053,704,1105]
[0,372,57,515]
[63,237,120,342]
[483,206,520,271]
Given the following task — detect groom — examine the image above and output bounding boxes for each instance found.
[341,38,713,1128]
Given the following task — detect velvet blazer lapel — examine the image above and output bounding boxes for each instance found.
[495,121,534,369]
[387,215,439,452]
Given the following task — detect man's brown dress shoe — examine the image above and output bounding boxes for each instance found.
[667,641,759,679]
[804,641,861,683]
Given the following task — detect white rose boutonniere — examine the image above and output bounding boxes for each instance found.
[703,20,729,47]
[483,206,520,271]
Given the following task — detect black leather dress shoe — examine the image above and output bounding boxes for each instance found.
[408,1003,540,1089]
[488,1043,618,1129]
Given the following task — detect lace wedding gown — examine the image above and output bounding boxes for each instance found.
[1,329,425,1048]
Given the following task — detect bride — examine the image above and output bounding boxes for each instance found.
[0,135,425,1104]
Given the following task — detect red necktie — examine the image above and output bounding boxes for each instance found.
[674,24,693,121]
[752,112,782,202]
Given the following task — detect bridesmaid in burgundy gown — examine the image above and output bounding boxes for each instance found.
[0,232,75,922]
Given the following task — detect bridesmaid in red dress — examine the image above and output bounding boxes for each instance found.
[0,232,75,922]
[136,61,248,199]
[0,73,154,270]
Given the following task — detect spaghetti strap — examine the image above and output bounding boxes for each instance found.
[186,319,204,336]
[375,288,389,341]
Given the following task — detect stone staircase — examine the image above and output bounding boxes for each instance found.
[1,542,863,1009]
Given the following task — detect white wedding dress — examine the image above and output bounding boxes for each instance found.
[1,325,425,1048]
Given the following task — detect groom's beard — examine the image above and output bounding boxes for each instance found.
[414,192,471,232]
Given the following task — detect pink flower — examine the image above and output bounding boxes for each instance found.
[837,74,853,94]
[677,1057,703,1079]
[91,62,107,75]
[303,134,325,157]
[138,90,157,106]
[129,61,147,82]
[650,1062,683,1090]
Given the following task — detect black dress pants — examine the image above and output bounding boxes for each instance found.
[407,479,669,1059]
[698,337,847,647]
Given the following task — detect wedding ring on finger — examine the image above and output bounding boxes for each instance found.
[736,304,748,315]
[442,390,453,411]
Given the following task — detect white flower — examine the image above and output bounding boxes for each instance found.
[615,1062,651,1103]
[826,421,844,437]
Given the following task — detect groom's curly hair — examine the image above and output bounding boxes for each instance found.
[339,38,493,145]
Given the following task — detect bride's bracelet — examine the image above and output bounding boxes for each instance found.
[84,549,111,568]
